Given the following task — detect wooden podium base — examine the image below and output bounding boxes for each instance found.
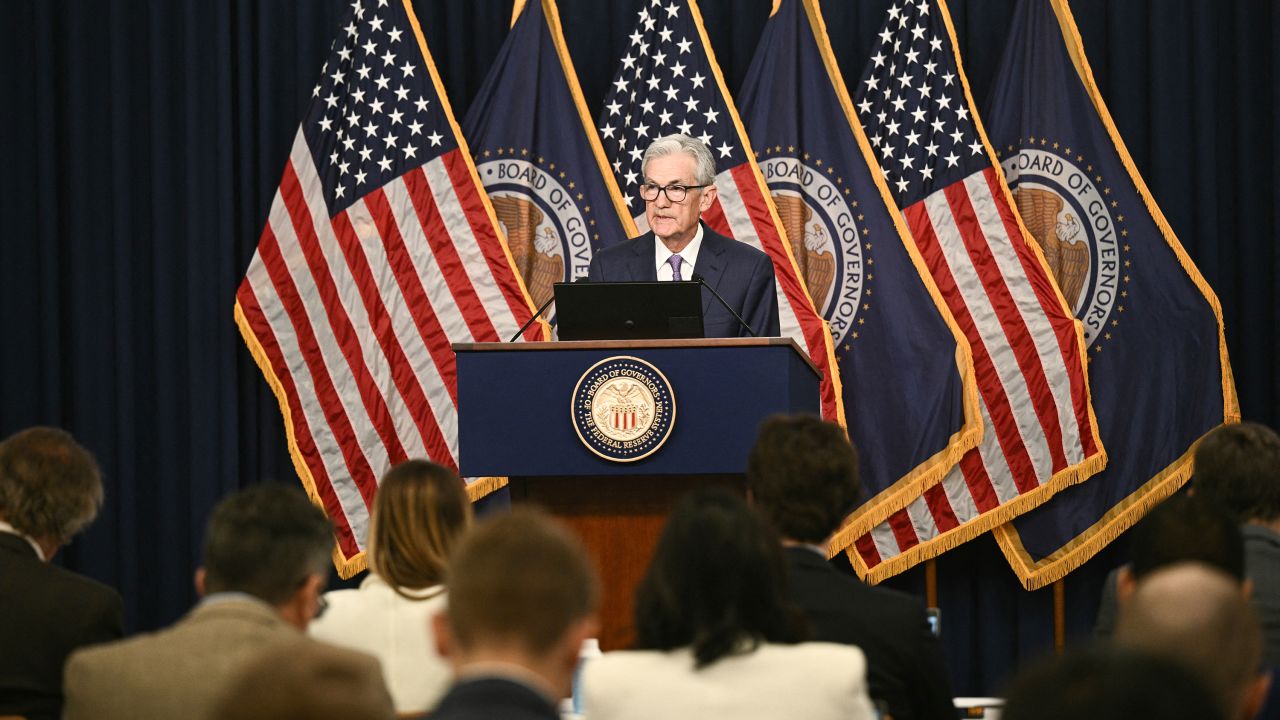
[508,474,744,651]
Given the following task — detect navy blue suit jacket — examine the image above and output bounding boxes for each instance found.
[784,547,955,720]
[586,224,781,338]
[429,677,560,720]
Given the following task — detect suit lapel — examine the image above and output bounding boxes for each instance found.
[692,225,727,316]
[626,233,659,281]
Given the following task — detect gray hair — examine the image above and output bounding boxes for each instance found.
[642,134,716,186]
[0,427,103,544]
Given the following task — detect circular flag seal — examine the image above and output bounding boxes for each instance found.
[571,356,676,463]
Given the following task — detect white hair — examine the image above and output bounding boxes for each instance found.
[641,134,716,186]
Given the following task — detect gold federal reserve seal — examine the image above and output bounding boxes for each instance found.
[571,356,676,462]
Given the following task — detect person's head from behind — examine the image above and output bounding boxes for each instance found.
[197,485,334,631]
[1115,563,1269,720]
[1002,646,1225,720]
[368,459,471,597]
[635,486,804,668]
[434,509,599,698]
[0,426,103,561]
[213,640,394,720]
[1117,493,1244,601]
[747,414,861,543]
[1192,422,1280,524]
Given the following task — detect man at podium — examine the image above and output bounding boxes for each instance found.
[588,134,780,338]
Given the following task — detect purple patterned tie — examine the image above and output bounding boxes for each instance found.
[668,254,684,282]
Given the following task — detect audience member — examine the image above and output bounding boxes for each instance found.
[1115,563,1269,720]
[1002,645,1226,720]
[0,427,123,720]
[582,487,875,720]
[310,459,471,713]
[212,638,394,720]
[1192,421,1280,666]
[63,484,370,720]
[1094,492,1245,636]
[747,415,955,720]
[430,509,600,720]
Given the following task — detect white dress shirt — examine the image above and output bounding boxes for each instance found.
[655,223,704,281]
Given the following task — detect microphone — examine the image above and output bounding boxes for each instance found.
[690,272,757,337]
[508,277,588,342]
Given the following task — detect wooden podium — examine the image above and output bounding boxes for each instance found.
[454,338,821,649]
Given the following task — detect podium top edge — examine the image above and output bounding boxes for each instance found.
[453,337,818,374]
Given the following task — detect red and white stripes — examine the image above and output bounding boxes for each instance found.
[851,167,1101,577]
[237,130,536,560]
[709,163,842,423]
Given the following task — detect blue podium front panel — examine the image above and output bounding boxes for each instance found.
[455,339,821,476]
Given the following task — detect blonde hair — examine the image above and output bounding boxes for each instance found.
[368,460,472,599]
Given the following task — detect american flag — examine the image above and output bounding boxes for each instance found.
[738,0,982,547]
[597,0,844,423]
[234,0,539,576]
[847,0,1105,581]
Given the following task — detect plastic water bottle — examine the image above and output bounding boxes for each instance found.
[570,637,602,715]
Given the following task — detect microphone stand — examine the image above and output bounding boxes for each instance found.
[691,272,758,337]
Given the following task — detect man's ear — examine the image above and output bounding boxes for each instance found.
[194,567,207,597]
[561,615,599,670]
[1243,669,1272,720]
[699,183,717,212]
[279,572,325,631]
[552,615,601,698]
[1116,565,1137,605]
[433,611,457,661]
[1243,577,1255,601]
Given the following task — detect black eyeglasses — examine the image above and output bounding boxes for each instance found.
[639,182,711,203]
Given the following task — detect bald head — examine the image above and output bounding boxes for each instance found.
[1116,563,1265,720]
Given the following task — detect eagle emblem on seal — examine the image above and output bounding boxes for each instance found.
[491,194,564,309]
[772,193,835,311]
[1013,187,1090,310]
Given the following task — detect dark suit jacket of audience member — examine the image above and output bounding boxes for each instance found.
[0,531,123,720]
[429,677,560,720]
[784,546,955,720]
[586,223,781,338]
[1244,524,1280,668]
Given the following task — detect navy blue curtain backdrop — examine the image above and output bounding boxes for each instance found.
[1,0,1275,696]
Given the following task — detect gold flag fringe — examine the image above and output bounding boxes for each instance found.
[989,0,1240,589]
[235,301,369,579]
[541,0,642,238]
[686,0,848,429]
[804,0,983,546]
[848,447,1108,584]
[839,0,1110,582]
[401,0,547,334]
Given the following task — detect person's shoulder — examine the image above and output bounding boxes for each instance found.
[12,558,122,624]
[66,623,165,674]
[32,559,120,599]
[703,226,768,260]
[787,551,926,623]
[595,233,653,259]
[756,641,866,669]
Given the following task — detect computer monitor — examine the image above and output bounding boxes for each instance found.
[553,281,704,341]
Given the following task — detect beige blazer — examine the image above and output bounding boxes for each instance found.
[63,597,305,720]
[582,642,876,720]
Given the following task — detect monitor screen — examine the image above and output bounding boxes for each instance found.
[553,281,704,341]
